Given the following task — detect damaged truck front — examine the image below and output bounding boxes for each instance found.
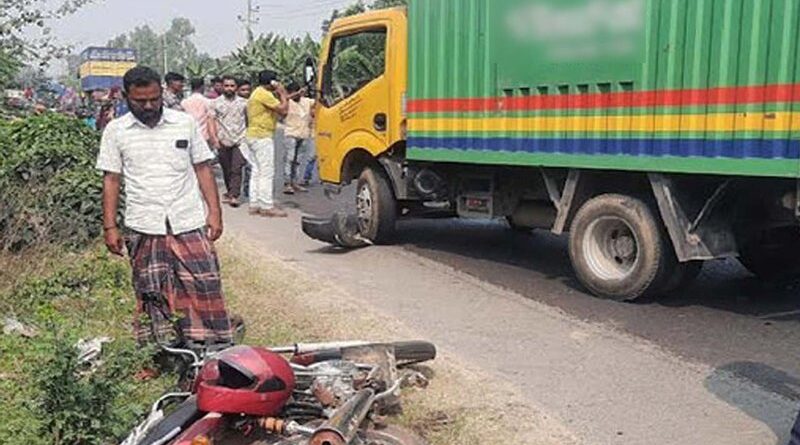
[305,0,800,301]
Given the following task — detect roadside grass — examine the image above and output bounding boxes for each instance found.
[0,246,172,445]
[218,237,527,445]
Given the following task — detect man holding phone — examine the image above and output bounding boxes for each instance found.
[96,66,233,349]
[246,70,289,218]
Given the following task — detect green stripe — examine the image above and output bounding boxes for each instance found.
[408,131,797,140]
[408,102,800,119]
[406,147,799,178]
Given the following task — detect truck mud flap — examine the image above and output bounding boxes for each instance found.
[301,212,371,249]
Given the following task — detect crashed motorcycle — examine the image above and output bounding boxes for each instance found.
[121,339,436,445]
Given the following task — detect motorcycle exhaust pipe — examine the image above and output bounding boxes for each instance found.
[309,388,376,445]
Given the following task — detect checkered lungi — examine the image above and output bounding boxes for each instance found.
[126,228,232,346]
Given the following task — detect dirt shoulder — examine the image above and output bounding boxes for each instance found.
[218,237,580,445]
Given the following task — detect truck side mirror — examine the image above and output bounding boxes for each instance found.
[304,56,316,87]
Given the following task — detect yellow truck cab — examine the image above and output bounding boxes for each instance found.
[315,8,407,186]
[310,0,800,302]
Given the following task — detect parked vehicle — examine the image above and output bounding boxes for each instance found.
[306,0,800,301]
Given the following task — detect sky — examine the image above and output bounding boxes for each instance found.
[50,0,355,58]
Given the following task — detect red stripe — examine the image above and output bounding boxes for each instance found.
[407,83,800,113]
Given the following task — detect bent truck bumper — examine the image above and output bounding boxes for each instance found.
[301,212,371,249]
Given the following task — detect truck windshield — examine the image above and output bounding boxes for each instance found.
[322,27,387,107]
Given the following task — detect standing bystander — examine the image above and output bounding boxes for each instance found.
[96,66,232,349]
[213,76,248,207]
[182,78,219,149]
[246,70,289,218]
[281,82,315,194]
[206,77,223,100]
[237,79,252,99]
[163,72,186,111]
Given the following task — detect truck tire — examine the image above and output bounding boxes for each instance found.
[739,228,800,281]
[569,194,674,301]
[356,166,397,244]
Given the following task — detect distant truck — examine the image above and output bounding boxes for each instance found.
[78,47,137,93]
[308,0,800,301]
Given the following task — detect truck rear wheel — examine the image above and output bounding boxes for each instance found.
[569,194,674,301]
[356,166,397,244]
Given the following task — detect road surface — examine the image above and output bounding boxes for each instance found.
[223,186,800,445]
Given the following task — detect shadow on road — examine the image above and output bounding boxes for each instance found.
[705,362,800,445]
[393,218,800,320]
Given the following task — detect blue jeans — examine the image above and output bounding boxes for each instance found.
[302,138,317,183]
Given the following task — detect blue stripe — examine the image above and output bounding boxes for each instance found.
[407,137,800,160]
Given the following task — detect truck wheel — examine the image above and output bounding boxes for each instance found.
[356,166,397,244]
[569,194,674,301]
[739,228,800,281]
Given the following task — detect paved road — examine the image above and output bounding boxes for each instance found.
[283,186,800,395]
[227,185,800,444]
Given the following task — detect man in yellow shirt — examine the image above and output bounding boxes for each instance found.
[246,70,289,217]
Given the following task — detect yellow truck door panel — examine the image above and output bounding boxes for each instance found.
[317,22,393,184]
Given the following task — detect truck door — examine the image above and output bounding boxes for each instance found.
[316,26,389,183]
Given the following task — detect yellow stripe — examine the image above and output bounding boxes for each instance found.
[79,61,137,78]
[408,113,800,133]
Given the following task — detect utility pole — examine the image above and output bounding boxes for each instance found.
[238,0,259,44]
[162,34,168,74]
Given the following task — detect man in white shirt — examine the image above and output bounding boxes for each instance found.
[282,82,315,195]
[97,66,232,349]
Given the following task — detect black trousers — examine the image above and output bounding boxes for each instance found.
[218,144,246,199]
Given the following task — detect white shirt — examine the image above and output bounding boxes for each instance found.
[96,108,215,235]
[284,97,314,139]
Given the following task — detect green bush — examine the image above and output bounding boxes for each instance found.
[0,113,103,251]
[1,113,98,184]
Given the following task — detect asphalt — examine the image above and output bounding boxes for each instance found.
[224,184,800,444]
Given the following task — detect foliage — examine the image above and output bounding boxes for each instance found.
[0,48,21,88]
[107,24,162,70]
[0,249,172,445]
[0,0,94,67]
[106,18,214,76]
[0,113,102,251]
[229,33,320,84]
[322,0,407,33]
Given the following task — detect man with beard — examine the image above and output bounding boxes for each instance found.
[213,76,248,207]
[96,66,232,350]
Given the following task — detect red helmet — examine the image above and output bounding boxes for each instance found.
[196,346,295,416]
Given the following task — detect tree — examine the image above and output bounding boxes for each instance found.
[229,33,319,84]
[106,17,202,75]
[321,0,406,34]
[162,18,198,75]
[0,0,94,87]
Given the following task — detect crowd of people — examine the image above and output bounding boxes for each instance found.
[100,68,317,217]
